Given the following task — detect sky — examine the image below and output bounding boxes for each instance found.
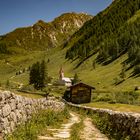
[0,0,112,35]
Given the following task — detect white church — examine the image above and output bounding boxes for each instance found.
[56,67,72,87]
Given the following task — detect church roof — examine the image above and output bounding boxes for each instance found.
[62,77,72,83]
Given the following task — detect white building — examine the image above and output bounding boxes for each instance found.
[57,67,72,87]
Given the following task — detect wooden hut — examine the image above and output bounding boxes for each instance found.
[64,82,95,104]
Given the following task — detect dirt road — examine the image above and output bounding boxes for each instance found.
[38,112,108,140]
[38,112,80,140]
[80,117,108,140]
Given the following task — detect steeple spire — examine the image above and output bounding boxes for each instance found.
[59,66,64,79]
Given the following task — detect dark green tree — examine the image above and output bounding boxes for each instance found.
[0,42,9,54]
[40,60,48,89]
[120,63,126,80]
[29,60,48,90]
[6,80,10,88]
[72,73,80,85]
[92,60,96,69]
[29,62,40,89]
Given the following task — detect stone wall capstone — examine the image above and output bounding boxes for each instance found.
[0,90,65,138]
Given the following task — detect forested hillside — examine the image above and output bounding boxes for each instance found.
[65,0,140,69]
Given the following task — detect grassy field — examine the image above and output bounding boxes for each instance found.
[13,90,46,99]
[0,51,44,85]
[82,102,140,113]
[1,46,140,91]
[43,47,140,91]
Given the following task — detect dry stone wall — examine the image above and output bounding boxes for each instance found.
[0,90,64,137]
[65,101,140,140]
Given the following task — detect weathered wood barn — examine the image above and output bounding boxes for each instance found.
[64,82,95,104]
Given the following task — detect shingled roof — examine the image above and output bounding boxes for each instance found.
[70,82,95,89]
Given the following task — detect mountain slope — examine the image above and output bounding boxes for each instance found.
[1,1,140,91]
[0,12,92,54]
[65,0,140,64]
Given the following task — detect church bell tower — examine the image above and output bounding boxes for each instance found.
[59,67,64,80]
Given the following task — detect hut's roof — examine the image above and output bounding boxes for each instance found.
[70,82,95,89]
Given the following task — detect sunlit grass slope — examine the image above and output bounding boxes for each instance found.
[1,46,140,91]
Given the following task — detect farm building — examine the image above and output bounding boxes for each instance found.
[64,82,95,104]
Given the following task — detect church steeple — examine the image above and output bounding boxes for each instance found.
[59,67,64,80]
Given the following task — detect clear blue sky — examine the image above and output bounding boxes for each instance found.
[0,0,112,35]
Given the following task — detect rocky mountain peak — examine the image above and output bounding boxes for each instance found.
[0,12,93,53]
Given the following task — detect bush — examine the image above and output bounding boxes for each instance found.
[94,94,113,102]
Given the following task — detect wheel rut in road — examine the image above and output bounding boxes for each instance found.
[38,112,80,140]
[38,112,108,140]
[80,117,109,140]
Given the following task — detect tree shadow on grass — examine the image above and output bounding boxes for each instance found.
[74,51,97,69]
[128,71,140,79]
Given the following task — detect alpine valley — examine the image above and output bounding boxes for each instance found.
[1,0,140,139]
[0,0,140,91]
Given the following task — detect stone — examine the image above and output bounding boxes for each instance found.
[3,91,12,99]
[2,104,11,117]
[0,94,5,102]
[1,118,9,129]
[16,103,22,109]
[10,121,15,132]
[0,110,2,117]
[9,100,16,111]
[9,112,17,123]
[0,124,2,133]
[15,110,22,122]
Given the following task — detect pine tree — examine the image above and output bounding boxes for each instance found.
[40,60,48,89]
[72,73,80,85]
[29,63,35,85]
[6,80,10,88]
[29,60,48,90]
[120,63,126,80]
[44,61,48,85]
[29,62,40,89]
[33,62,40,89]
[92,60,96,69]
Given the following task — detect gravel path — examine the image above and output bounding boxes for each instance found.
[38,112,80,140]
[38,112,108,140]
[80,117,109,140]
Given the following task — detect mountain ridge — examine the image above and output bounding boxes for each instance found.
[0,12,92,54]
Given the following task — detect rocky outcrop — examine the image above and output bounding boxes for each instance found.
[65,101,140,139]
[0,91,64,137]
